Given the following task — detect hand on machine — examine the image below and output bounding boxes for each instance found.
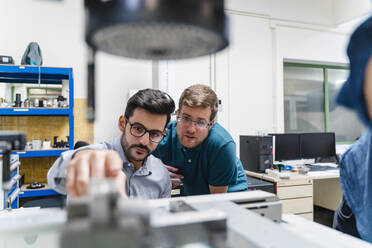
[66,149,127,198]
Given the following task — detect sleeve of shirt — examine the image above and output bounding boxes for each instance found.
[160,175,172,198]
[47,149,76,195]
[208,141,238,187]
[47,143,110,195]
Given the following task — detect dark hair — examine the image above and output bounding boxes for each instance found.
[125,89,175,127]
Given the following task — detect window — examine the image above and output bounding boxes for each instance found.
[284,62,364,143]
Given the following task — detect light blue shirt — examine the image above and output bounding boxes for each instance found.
[336,15,372,242]
[47,136,171,199]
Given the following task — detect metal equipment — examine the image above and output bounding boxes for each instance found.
[0,131,26,191]
[61,180,281,248]
[0,131,26,209]
[0,183,370,248]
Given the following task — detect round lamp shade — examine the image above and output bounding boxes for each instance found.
[85,0,229,60]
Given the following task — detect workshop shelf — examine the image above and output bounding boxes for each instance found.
[0,65,74,205]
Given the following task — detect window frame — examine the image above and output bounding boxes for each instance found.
[283,62,353,144]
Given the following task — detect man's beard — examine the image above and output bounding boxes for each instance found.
[120,133,152,162]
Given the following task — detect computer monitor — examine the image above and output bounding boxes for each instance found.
[300,132,336,159]
[269,133,301,161]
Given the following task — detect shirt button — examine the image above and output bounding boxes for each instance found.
[188,159,192,163]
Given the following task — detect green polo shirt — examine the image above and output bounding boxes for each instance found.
[153,121,248,196]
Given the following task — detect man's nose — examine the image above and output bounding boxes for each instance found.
[186,122,196,132]
[138,132,150,145]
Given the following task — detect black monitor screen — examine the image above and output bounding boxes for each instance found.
[269,133,301,161]
[300,133,336,159]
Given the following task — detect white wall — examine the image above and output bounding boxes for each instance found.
[158,56,213,110]
[94,52,152,142]
[225,14,274,142]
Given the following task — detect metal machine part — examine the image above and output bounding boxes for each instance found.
[0,185,371,248]
[0,131,26,191]
[53,136,69,148]
[61,180,281,248]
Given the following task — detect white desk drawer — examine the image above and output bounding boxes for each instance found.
[277,185,313,199]
[282,197,313,214]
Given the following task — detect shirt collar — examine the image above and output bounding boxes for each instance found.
[113,135,152,176]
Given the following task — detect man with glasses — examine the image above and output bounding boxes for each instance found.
[153,84,248,195]
[48,89,175,199]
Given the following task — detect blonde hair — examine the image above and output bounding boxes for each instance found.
[178,84,218,121]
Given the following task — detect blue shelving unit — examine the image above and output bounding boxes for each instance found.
[1,149,69,158]
[19,188,60,198]
[16,149,69,158]
[0,108,70,116]
[0,65,74,150]
[0,65,74,200]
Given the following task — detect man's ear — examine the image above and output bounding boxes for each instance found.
[118,115,126,132]
[364,56,372,121]
[208,120,215,130]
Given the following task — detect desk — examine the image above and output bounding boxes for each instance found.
[245,169,342,221]
[308,170,342,211]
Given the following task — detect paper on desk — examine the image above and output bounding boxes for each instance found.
[310,163,338,168]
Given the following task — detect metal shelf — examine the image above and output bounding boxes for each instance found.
[17,149,69,158]
[0,108,71,116]
[19,188,61,198]
[1,149,69,158]
[0,65,71,85]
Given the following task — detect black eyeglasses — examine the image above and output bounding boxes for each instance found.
[126,119,165,143]
[177,115,211,129]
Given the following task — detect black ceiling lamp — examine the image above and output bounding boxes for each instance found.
[85,0,228,60]
[84,0,229,121]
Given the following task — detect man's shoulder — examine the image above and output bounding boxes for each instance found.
[342,130,371,165]
[205,122,234,147]
[147,155,169,174]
